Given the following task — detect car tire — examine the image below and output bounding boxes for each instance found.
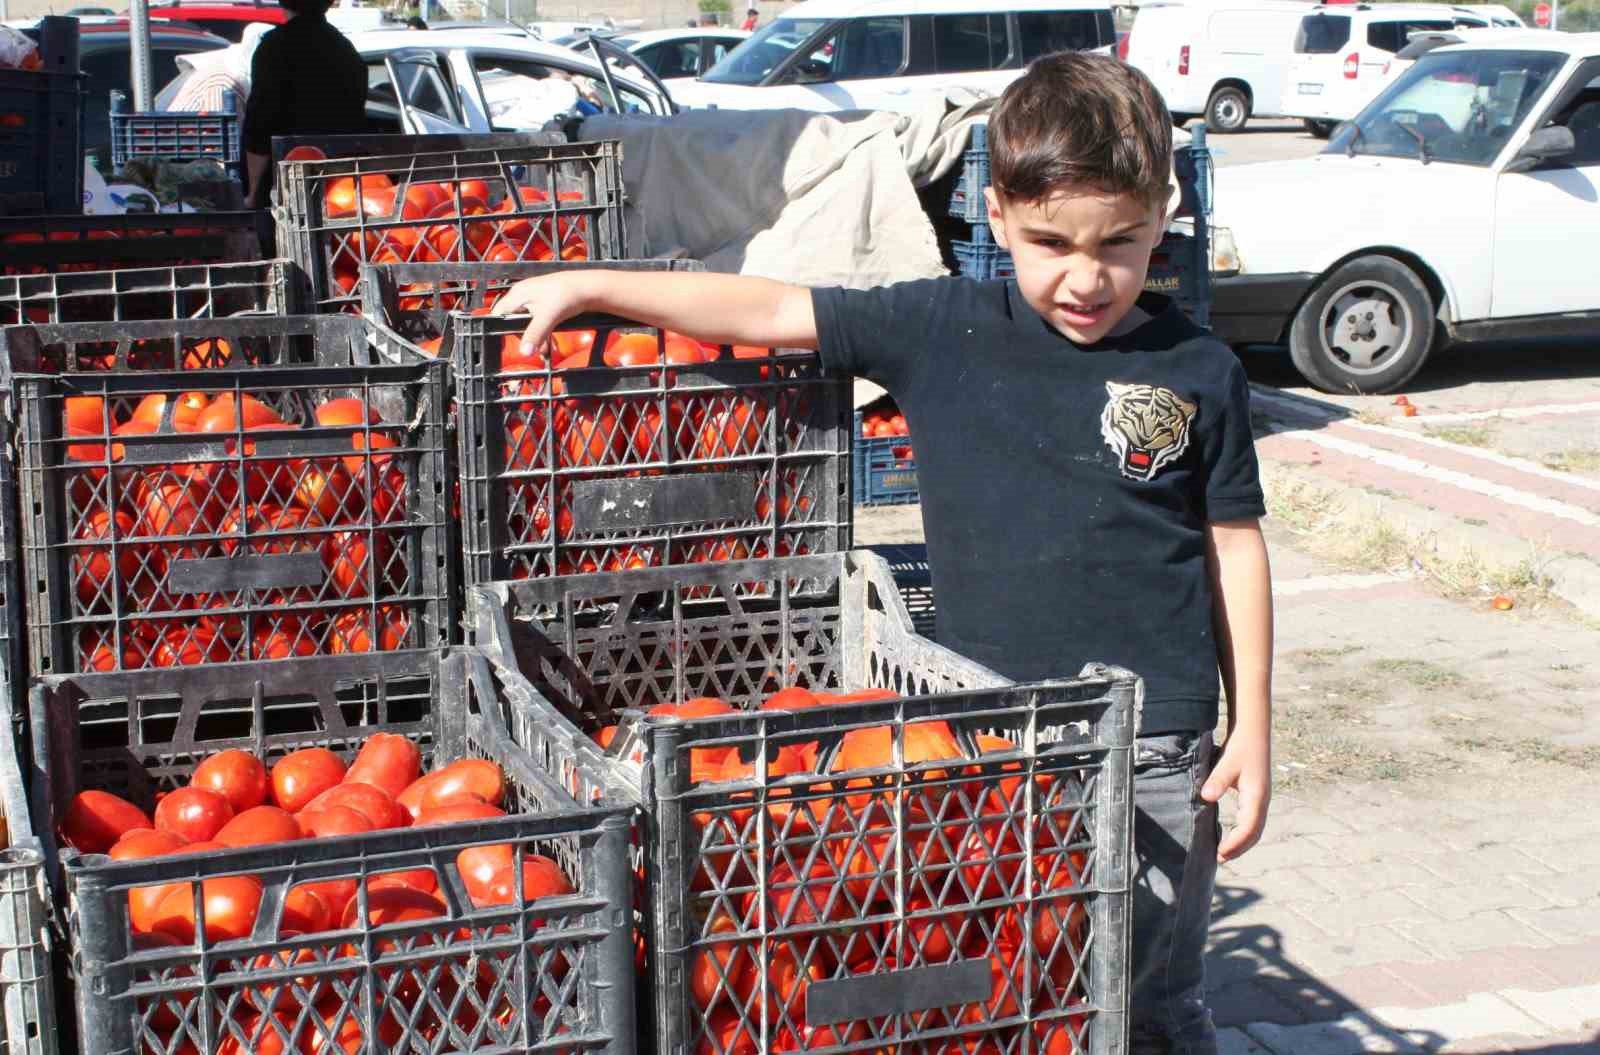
[1289,256,1436,394]
[1205,87,1250,133]
[1304,118,1338,139]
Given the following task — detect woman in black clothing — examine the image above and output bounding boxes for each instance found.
[242,0,368,207]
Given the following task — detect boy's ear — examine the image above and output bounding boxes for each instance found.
[983,186,1009,250]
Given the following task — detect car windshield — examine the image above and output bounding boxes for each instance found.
[701,17,826,84]
[1327,48,1564,166]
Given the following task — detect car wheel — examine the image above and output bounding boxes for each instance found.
[1304,118,1337,139]
[1289,256,1436,394]
[1205,87,1250,133]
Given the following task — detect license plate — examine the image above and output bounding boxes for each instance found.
[1298,82,1324,95]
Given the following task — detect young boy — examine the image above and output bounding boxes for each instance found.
[496,52,1273,1054]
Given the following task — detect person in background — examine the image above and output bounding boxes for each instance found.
[242,0,367,208]
[405,15,428,29]
[740,5,758,30]
[166,21,271,112]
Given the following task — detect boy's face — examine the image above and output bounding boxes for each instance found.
[985,183,1167,345]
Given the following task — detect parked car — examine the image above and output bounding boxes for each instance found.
[669,0,1116,113]
[15,18,229,167]
[136,0,284,42]
[1124,0,1308,133]
[342,29,674,133]
[1209,32,1600,393]
[1284,3,1516,136]
[610,26,750,82]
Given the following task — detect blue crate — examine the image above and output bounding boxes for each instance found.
[109,90,242,175]
[853,409,920,506]
[947,121,990,223]
[951,220,1015,281]
[0,68,85,215]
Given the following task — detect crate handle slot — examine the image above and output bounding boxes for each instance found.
[569,473,758,533]
[167,553,325,594]
[251,433,363,459]
[805,957,994,1026]
[114,437,229,464]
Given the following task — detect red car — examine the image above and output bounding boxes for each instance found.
[136,0,287,42]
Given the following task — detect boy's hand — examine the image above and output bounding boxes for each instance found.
[492,273,591,358]
[1200,722,1271,863]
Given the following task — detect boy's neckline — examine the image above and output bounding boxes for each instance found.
[1009,286,1180,351]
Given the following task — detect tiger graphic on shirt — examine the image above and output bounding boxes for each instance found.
[1099,381,1198,481]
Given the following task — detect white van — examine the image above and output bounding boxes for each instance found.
[1284,2,1502,135]
[667,0,1115,113]
[1124,0,1310,133]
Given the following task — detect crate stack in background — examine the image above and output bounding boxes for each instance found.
[0,17,85,217]
[938,121,1215,327]
[108,89,244,183]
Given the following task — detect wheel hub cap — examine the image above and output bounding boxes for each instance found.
[1325,286,1408,373]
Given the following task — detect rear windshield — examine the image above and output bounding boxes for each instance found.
[1295,14,1351,54]
[1366,19,1455,53]
[1016,9,1115,60]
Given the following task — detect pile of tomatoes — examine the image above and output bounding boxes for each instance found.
[63,387,417,670]
[0,225,228,277]
[60,733,578,1055]
[310,171,594,300]
[599,689,1092,1055]
[861,404,913,464]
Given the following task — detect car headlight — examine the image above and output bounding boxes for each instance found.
[1210,225,1241,276]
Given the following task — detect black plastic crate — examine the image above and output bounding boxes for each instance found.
[109,89,242,175]
[0,260,291,331]
[12,333,456,676]
[274,138,626,313]
[0,18,86,217]
[470,552,1138,1055]
[0,213,260,277]
[30,649,637,1055]
[865,542,935,641]
[452,300,851,588]
[852,407,918,508]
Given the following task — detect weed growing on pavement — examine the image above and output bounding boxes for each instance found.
[1354,409,1390,427]
[1541,448,1600,473]
[1423,423,1499,448]
[1368,658,1464,690]
[1444,734,1600,770]
[1286,645,1364,667]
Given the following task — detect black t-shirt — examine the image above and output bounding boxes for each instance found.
[242,14,368,199]
[814,279,1265,734]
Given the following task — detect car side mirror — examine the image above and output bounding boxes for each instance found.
[1505,125,1575,174]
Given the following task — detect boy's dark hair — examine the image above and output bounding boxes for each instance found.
[279,0,333,15]
[989,51,1173,208]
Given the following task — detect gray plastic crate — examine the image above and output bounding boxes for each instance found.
[469,551,1138,1055]
[28,649,635,1055]
[0,672,57,1055]
[451,302,851,589]
[274,139,626,313]
[0,260,291,331]
[11,325,457,676]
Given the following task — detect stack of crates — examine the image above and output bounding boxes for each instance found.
[0,243,642,1055]
[108,89,244,182]
[0,213,262,277]
[852,399,918,508]
[0,17,85,216]
[941,122,1215,325]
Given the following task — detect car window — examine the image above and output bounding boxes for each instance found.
[640,39,701,78]
[703,17,829,84]
[474,55,584,125]
[1546,70,1600,167]
[1366,20,1454,55]
[1330,48,1563,166]
[708,38,737,67]
[832,16,905,80]
[932,13,1008,73]
[392,58,455,122]
[188,19,248,42]
[1016,10,1110,61]
[1295,14,1351,54]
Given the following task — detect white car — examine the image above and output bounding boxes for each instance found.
[609,27,750,83]
[668,0,1115,114]
[1209,32,1600,393]
[341,29,673,134]
[1286,3,1511,136]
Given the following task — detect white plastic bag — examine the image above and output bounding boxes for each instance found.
[0,26,41,71]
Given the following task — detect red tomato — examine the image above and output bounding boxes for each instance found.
[190,750,269,814]
[297,804,371,839]
[251,628,318,661]
[689,910,745,1010]
[301,782,407,831]
[109,829,187,932]
[417,759,505,810]
[153,787,235,843]
[270,748,347,814]
[60,790,150,854]
[130,391,210,430]
[560,402,623,468]
[196,393,284,433]
[73,509,139,607]
[342,733,421,799]
[283,146,326,161]
[153,627,233,668]
[413,801,505,828]
[292,457,356,523]
[339,885,444,931]
[151,875,263,943]
[395,773,444,822]
[761,686,818,712]
[367,869,439,896]
[603,332,659,367]
[696,401,769,459]
[281,885,332,934]
[696,1006,757,1055]
[476,854,573,908]
[315,398,396,477]
[215,806,303,848]
[328,605,410,654]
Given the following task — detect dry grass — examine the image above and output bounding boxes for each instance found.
[1542,448,1600,473]
[1423,423,1499,448]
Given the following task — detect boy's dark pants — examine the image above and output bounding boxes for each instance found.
[1130,731,1221,1055]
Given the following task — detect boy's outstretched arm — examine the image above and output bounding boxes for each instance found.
[1200,518,1273,863]
[492,270,820,357]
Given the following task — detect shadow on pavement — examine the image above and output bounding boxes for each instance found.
[1231,336,1600,397]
